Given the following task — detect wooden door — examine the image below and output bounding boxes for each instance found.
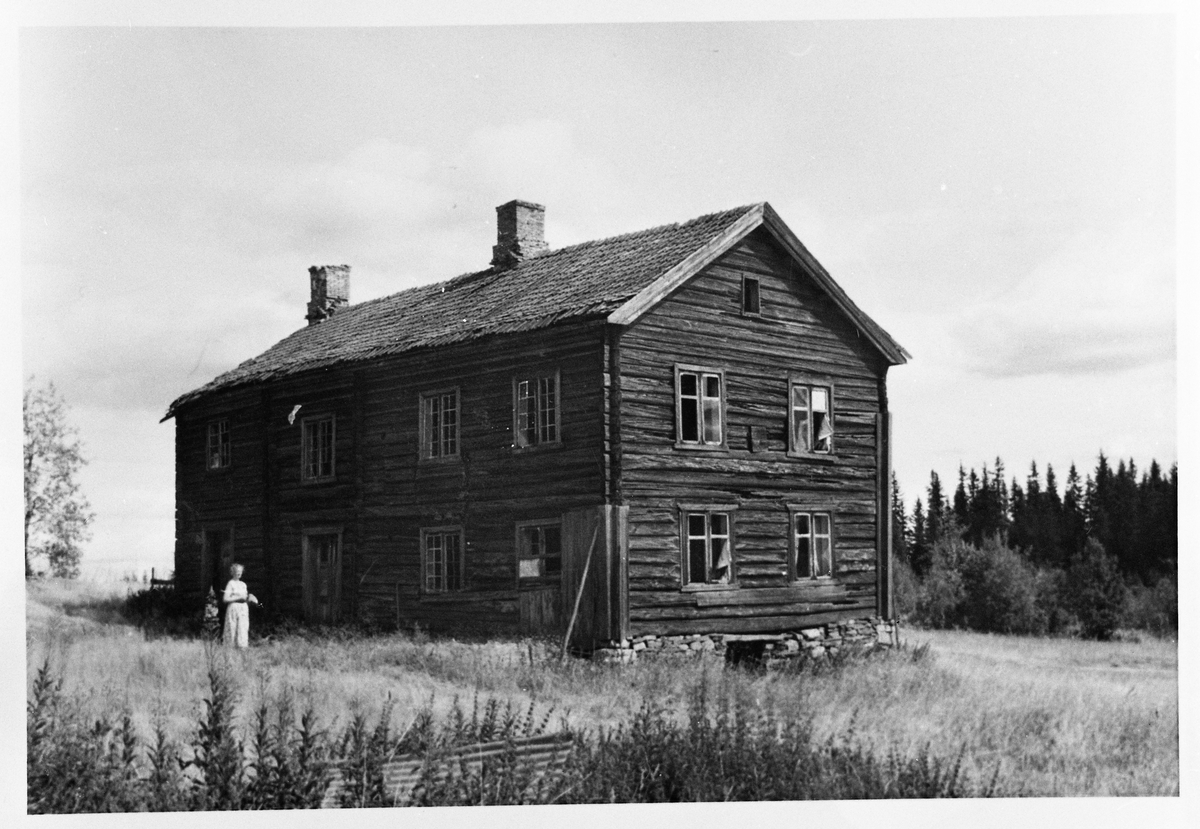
[303,531,342,623]
[517,523,563,635]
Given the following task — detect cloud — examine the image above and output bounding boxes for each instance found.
[950,220,1174,378]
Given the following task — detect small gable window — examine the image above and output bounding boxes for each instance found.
[421,389,460,459]
[301,415,335,480]
[514,373,560,448]
[422,527,464,593]
[789,378,834,455]
[741,276,761,316]
[676,365,725,448]
[792,510,834,579]
[207,419,231,470]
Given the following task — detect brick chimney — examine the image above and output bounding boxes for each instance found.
[491,200,548,269]
[306,265,350,326]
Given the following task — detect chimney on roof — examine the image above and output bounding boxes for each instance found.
[491,200,548,269]
[306,265,350,326]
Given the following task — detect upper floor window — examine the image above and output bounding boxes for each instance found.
[514,373,559,448]
[207,419,231,470]
[676,366,725,448]
[421,389,459,459]
[741,276,761,316]
[681,508,734,587]
[789,379,833,455]
[301,415,335,480]
[517,522,562,581]
[422,527,464,593]
[792,510,833,579]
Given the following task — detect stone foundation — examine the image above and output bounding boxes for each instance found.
[591,617,898,664]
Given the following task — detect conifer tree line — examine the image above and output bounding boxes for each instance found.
[892,453,1177,586]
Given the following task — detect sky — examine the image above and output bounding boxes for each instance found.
[16,12,1180,578]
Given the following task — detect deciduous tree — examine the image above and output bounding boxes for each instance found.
[24,379,93,578]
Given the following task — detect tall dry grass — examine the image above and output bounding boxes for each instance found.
[26,579,1177,797]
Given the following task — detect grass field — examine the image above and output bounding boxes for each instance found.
[26,576,1179,799]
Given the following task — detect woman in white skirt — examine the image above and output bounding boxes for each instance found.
[222,563,259,648]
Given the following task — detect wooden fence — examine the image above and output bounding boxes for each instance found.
[321,733,575,808]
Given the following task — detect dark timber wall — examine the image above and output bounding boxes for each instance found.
[615,227,889,636]
[174,320,608,632]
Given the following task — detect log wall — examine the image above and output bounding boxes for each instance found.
[174,320,608,631]
[615,227,890,636]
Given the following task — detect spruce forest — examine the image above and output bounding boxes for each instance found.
[891,453,1177,639]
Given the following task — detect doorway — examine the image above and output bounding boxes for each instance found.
[302,530,342,623]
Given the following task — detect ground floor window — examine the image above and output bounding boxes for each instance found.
[422,527,464,593]
[681,508,734,587]
[517,522,562,581]
[791,510,833,579]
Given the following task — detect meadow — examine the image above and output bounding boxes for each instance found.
[26,576,1178,808]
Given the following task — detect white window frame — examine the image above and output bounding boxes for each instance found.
[207,418,231,470]
[301,414,336,481]
[420,387,460,460]
[515,520,563,583]
[674,364,727,450]
[513,371,561,449]
[421,526,464,594]
[679,504,737,590]
[788,375,835,456]
[789,508,835,580]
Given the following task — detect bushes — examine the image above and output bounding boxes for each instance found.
[122,586,201,637]
[1062,540,1130,641]
[902,533,1167,640]
[909,536,1045,635]
[1122,575,1177,636]
[27,657,1000,812]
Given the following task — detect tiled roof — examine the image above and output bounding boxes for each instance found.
[165,204,761,417]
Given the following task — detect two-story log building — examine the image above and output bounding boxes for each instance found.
[164,199,909,654]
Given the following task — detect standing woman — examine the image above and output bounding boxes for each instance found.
[222,563,259,648]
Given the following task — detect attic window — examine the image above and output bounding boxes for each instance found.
[741,276,761,316]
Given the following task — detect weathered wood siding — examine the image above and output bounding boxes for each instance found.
[615,227,890,636]
[174,320,608,632]
[173,386,269,602]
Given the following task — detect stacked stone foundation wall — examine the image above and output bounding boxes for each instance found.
[591,617,898,664]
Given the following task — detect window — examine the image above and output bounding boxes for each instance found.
[207,419,231,470]
[422,528,464,593]
[421,389,459,459]
[517,522,562,581]
[681,508,734,587]
[301,415,335,480]
[789,379,833,454]
[792,510,833,579]
[676,366,725,447]
[741,276,761,315]
[514,373,560,448]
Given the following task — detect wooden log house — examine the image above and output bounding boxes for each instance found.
[164,200,909,652]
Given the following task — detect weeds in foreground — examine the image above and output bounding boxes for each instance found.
[27,652,999,812]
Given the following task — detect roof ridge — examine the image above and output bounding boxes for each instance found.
[331,203,763,316]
